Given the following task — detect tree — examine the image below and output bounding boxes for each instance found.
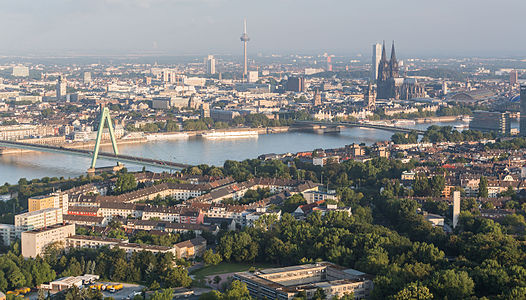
[394,282,433,300]
[162,267,192,288]
[478,176,488,198]
[312,288,326,300]
[222,280,252,300]
[429,269,474,300]
[203,249,222,266]
[113,172,137,194]
[149,289,174,300]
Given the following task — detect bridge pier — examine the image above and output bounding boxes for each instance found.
[87,164,125,175]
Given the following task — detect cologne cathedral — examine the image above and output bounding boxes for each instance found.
[376,42,425,100]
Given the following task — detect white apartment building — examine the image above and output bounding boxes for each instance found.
[15,207,63,231]
[21,224,75,258]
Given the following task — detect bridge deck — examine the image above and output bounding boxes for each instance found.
[0,140,191,171]
[294,121,425,134]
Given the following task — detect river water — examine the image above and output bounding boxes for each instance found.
[0,122,464,184]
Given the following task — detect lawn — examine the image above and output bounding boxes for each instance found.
[190,262,277,279]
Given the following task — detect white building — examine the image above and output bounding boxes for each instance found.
[206,55,216,75]
[15,207,63,231]
[248,71,259,83]
[12,65,29,77]
[371,43,382,81]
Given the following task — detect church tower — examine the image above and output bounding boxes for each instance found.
[389,41,399,78]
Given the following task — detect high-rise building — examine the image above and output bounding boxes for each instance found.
[371,43,382,81]
[15,207,63,232]
[521,85,526,136]
[240,19,250,81]
[286,77,305,92]
[21,224,75,258]
[453,191,460,228]
[326,56,333,72]
[442,81,448,95]
[12,65,29,77]
[206,55,216,75]
[469,110,510,135]
[510,70,519,85]
[247,71,258,83]
[83,71,92,84]
[56,75,67,100]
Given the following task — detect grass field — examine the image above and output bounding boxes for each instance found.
[191,262,277,279]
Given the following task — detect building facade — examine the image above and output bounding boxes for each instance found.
[469,110,510,135]
[21,224,76,258]
[376,42,425,100]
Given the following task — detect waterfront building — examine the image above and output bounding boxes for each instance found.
[234,262,373,299]
[469,110,510,135]
[371,43,382,81]
[21,224,76,258]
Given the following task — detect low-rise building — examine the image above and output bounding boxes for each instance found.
[234,262,373,299]
[174,236,206,259]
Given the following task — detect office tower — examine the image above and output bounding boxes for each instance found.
[510,70,519,85]
[371,43,382,81]
[12,65,29,77]
[469,110,510,135]
[453,191,460,228]
[286,77,305,92]
[442,81,448,95]
[83,71,92,84]
[206,55,216,75]
[521,85,526,136]
[248,71,258,83]
[326,56,333,72]
[56,75,67,100]
[240,19,250,81]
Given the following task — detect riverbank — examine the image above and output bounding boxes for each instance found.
[0,127,293,156]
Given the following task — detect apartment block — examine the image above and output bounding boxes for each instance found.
[21,224,75,258]
[28,192,68,215]
[15,207,63,231]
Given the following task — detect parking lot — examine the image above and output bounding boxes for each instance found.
[99,282,144,300]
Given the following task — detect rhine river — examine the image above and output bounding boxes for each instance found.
[0,122,465,184]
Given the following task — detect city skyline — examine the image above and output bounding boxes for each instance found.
[0,0,525,57]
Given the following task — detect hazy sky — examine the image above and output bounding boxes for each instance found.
[0,0,524,57]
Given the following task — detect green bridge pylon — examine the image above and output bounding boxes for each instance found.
[89,105,119,170]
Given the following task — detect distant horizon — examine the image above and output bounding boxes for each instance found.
[0,0,525,60]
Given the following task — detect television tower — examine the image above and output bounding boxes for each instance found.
[240,18,250,82]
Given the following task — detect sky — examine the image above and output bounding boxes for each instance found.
[0,0,524,58]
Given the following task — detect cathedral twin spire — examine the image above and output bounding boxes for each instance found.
[378,41,399,81]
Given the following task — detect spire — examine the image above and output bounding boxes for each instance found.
[243,18,247,34]
[381,41,387,62]
[390,40,397,62]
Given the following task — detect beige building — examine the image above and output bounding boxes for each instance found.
[15,207,63,231]
[21,224,75,258]
[174,236,206,259]
[28,192,68,215]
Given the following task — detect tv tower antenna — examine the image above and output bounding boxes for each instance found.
[240,18,250,82]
